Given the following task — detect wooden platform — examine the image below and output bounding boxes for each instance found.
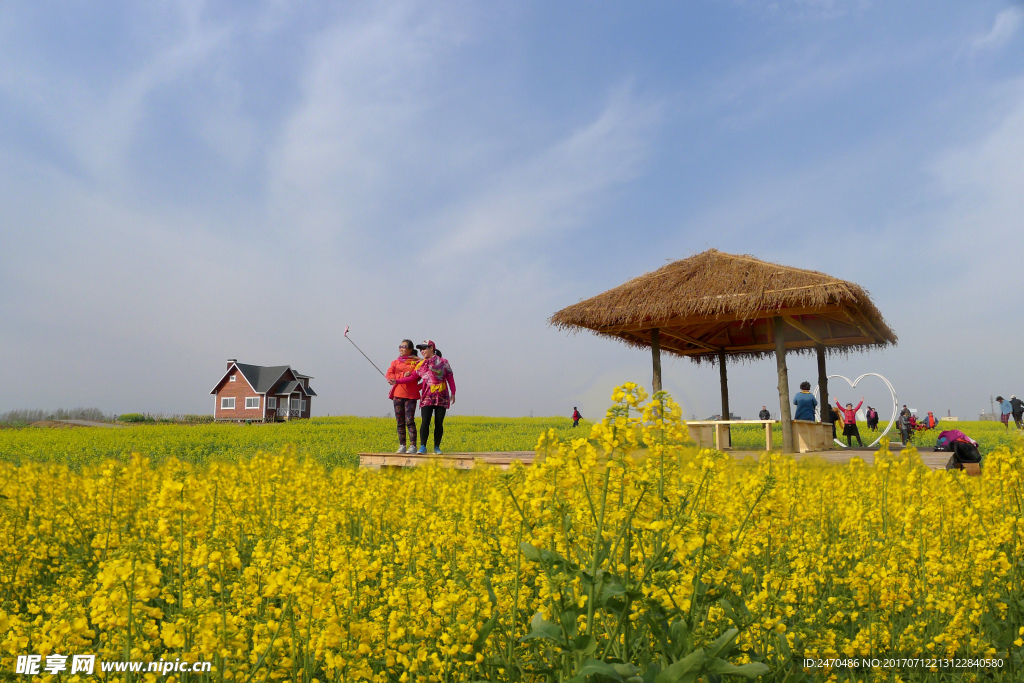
[359,451,535,470]
[359,447,975,473]
[729,448,971,472]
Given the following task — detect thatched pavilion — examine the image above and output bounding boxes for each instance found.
[550,249,897,453]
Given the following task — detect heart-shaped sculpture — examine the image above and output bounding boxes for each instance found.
[813,373,898,449]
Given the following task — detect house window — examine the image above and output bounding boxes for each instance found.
[221,397,235,409]
[267,397,277,409]
[245,397,260,409]
[300,400,307,412]
[290,398,300,410]
[229,375,236,382]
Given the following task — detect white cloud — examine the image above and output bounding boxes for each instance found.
[422,84,662,264]
[973,7,1024,51]
[266,2,469,238]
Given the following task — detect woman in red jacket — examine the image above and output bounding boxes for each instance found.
[835,398,864,448]
[386,339,421,453]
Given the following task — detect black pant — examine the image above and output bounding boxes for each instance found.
[420,406,446,449]
[572,419,580,427]
[1015,412,1023,429]
[845,428,863,447]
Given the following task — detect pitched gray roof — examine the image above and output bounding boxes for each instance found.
[234,364,292,393]
[273,380,301,395]
[211,362,317,396]
[272,380,318,397]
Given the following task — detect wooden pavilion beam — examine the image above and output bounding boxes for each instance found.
[782,315,824,345]
[659,329,721,353]
[843,306,885,341]
[625,334,880,358]
[717,336,877,352]
[600,304,849,334]
[632,331,692,358]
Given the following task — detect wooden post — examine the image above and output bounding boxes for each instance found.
[816,344,828,422]
[651,328,662,392]
[773,316,794,454]
[718,350,730,419]
[718,349,730,448]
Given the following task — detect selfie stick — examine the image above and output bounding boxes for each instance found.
[344,326,386,378]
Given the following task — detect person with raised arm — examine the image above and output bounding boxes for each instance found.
[413,340,456,455]
[835,397,865,448]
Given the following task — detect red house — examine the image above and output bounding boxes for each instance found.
[210,359,316,422]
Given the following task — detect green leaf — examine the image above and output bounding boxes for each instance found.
[519,542,542,562]
[654,649,704,683]
[568,659,624,682]
[705,659,770,679]
[560,607,581,637]
[610,663,640,677]
[520,611,562,643]
[706,628,739,659]
[572,634,598,656]
[471,612,498,653]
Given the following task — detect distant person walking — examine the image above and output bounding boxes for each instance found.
[793,381,818,421]
[835,398,865,448]
[571,407,582,428]
[758,406,771,420]
[822,403,837,439]
[1010,395,1024,429]
[866,406,879,432]
[998,396,1012,430]
[386,339,421,453]
[898,405,912,445]
[414,340,456,454]
[924,411,938,430]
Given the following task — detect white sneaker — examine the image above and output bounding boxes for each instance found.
[396,445,407,454]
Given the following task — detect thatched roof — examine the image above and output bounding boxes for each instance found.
[549,249,897,363]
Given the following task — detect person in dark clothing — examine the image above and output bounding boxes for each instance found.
[1010,395,1024,429]
[758,406,771,420]
[820,403,836,439]
[866,406,879,432]
[571,407,582,428]
[898,405,912,445]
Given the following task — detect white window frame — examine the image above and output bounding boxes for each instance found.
[290,398,300,410]
[221,397,236,409]
[267,397,277,409]
[245,397,260,409]
[229,375,236,382]
[300,400,307,412]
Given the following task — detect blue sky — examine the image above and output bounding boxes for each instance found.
[1,1,1022,422]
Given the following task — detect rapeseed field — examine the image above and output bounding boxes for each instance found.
[2,385,1024,681]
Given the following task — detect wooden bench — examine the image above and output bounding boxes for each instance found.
[685,420,776,451]
[359,451,535,470]
[791,419,835,453]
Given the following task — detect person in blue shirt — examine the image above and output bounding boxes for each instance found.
[793,381,818,421]
[998,396,1013,429]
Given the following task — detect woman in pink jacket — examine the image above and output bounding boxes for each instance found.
[835,398,864,448]
[413,340,455,455]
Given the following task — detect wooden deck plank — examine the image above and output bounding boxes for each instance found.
[358,449,970,472]
[359,451,535,470]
